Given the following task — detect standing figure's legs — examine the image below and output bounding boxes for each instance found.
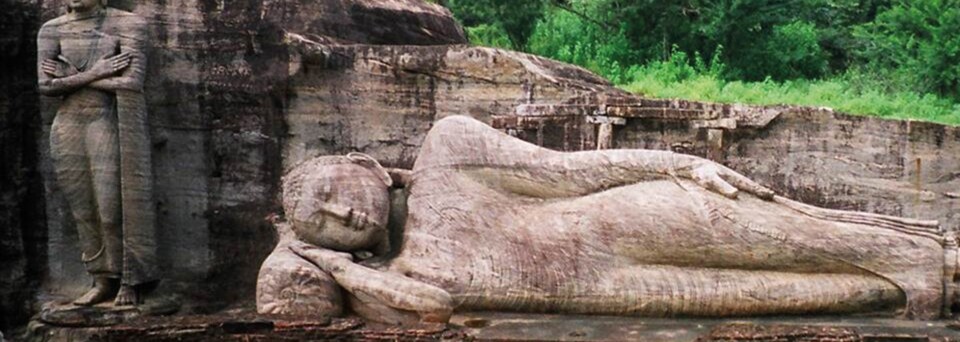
[51,97,123,306]
[88,108,124,301]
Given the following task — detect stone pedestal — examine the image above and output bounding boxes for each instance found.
[17,312,960,341]
[37,297,179,328]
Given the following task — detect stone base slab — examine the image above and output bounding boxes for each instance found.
[19,311,960,341]
[37,297,180,328]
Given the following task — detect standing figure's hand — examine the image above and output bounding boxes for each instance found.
[88,52,132,78]
[688,161,775,200]
[41,58,78,78]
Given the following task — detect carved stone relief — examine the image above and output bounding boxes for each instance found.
[259,115,956,324]
[36,0,165,322]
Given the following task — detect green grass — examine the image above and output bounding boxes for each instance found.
[618,64,960,126]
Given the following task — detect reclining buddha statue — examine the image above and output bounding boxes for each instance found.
[257,115,958,324]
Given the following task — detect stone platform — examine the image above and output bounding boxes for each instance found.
[454,313,960,341]
[19,311,960,341]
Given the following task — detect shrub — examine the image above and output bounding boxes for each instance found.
[526,7,636,83]
[854,0,960,98]
[763,21,829,80]
[465,24,513,49]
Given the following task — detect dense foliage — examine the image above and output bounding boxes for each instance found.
[438,0,960,125]
[853,0,960,97]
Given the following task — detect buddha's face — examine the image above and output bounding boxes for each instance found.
[283,157,391,252]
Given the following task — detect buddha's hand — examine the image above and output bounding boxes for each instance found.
[687,160,775,200]
[88,52,132,78]
[291,240,453,323]
[289,241,354,272]
[41,58,78,78]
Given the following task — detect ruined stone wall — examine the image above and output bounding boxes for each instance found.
[607,105,960,229]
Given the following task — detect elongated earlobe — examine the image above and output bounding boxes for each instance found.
[346,152,393,187]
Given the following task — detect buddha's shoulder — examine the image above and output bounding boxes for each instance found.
[105,8,147,25]
[105,7,139,17]
[40,15,69,30]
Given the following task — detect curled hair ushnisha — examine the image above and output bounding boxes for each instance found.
[67,0,109,13]
[283,153,392,193]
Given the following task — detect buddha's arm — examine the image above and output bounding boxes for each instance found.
[540,149,774,199]
[425,117,940,234]
[37,22,134,96]
[35,24,98,97]
[418,115,774,199]
[89,17,147,92]
[486,131,937,232]
[290,242,453,323]
[36,24,60,95]
[39,66,110,96]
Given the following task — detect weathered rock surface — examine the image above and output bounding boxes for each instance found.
[263,0,466,45]
[3,0,464,332]
[0,0,46,331]
[1,0,958,335]
[282,41,619,170]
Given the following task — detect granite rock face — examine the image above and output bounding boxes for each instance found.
[263,0,466,45]
[282,41,619,170]
[2,0,958,333]
[3,0,464,332]
[0,0,45,331]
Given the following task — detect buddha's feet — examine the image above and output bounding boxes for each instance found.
[114,284,139,306]
[73,277,119,306]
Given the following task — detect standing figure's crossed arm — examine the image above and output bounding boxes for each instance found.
[88,17,148,92]
[36,18,141,96]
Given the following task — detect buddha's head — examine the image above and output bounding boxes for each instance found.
[68,0,106,13]
[282,153,392,252]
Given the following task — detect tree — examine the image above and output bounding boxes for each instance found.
[446,0,546,50]
[854,0,960,98]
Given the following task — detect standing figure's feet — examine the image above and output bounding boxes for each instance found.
[73,277,119,306]
[114,284,139,306]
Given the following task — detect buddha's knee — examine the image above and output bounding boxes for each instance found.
[256,244,344,317]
